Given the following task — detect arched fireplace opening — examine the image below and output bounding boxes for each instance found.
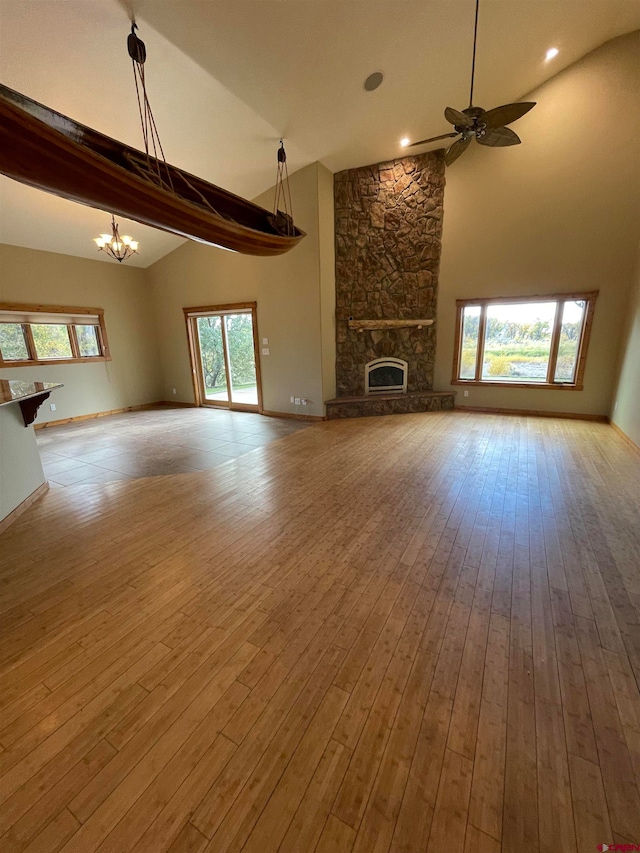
[365,358,408,395]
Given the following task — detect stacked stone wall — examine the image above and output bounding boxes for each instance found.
[334,150,445,397]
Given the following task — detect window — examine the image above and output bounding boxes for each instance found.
[75,325,101,357]
[31,324,74,360]
[453,292,597,389]
[0,303,110,367]
[0,323,30,361]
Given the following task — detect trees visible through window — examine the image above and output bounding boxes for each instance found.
[453,292,597,389]
[31,324,74,360]
[0,304,110,367]
[76,324,101,357]
[185,302,261,411]
[0,323,30,360]
[195,313,258,402]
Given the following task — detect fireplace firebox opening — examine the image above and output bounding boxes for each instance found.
[365,358,408,395]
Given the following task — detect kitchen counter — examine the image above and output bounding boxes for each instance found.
[0,380,62,527]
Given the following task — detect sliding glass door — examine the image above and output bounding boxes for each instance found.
[186,303,262,412]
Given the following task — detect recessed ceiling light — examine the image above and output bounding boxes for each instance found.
[364,71,384,92]
[545,47,559,61]
[400,138,410,147]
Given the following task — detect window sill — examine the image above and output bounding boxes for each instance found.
[451,379,583,391]
[0,356,111,368]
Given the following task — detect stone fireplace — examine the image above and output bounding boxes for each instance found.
[326,150,455,419]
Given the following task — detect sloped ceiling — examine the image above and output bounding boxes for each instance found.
[0,0,639,268]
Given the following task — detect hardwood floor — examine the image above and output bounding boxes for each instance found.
[1,411,639,852]
[36,407,310,485]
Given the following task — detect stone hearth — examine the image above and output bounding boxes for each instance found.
[326,390,455,420]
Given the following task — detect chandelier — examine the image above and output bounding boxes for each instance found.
[94,215,139,262]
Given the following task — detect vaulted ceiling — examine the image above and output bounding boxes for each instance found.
[1,0,639,267]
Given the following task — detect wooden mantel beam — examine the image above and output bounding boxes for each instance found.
[348,318,434,333]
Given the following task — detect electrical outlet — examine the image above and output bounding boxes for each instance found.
[301,398,308,406]
[49,403,56,411]
[172,388,177,395]
[294,397,301,406]
[463,390,469,397]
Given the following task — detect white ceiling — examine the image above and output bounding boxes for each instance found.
[1,0,639,268]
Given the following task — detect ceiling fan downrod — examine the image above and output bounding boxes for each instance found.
[469,0,480,108]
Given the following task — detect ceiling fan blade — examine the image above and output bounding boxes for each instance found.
[409,132,459,147]
[482,102,536,129]
[445,135,473,166]
[477,126,521,147]
[444,107,474,128]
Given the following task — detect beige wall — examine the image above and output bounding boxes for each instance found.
[436,31,640,417]
[0,404,44,522]
[612,244,640,446]
[0,244,162,423]
[146,162,328,418]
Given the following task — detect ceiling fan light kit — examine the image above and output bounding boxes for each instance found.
[409,0,536,165]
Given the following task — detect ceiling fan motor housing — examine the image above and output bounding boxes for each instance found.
[463,106,485,119]
[455,107,486,138]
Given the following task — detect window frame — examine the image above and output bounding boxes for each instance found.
[452,291,598,390]
[0,302,111,367]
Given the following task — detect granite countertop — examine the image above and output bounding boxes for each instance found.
[0,379,63,406]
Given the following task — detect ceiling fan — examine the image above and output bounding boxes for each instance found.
[410,0,535,165]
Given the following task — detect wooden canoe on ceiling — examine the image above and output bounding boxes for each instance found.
[0,84,305,257]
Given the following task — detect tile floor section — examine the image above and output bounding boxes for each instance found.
[37,406,312,486]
